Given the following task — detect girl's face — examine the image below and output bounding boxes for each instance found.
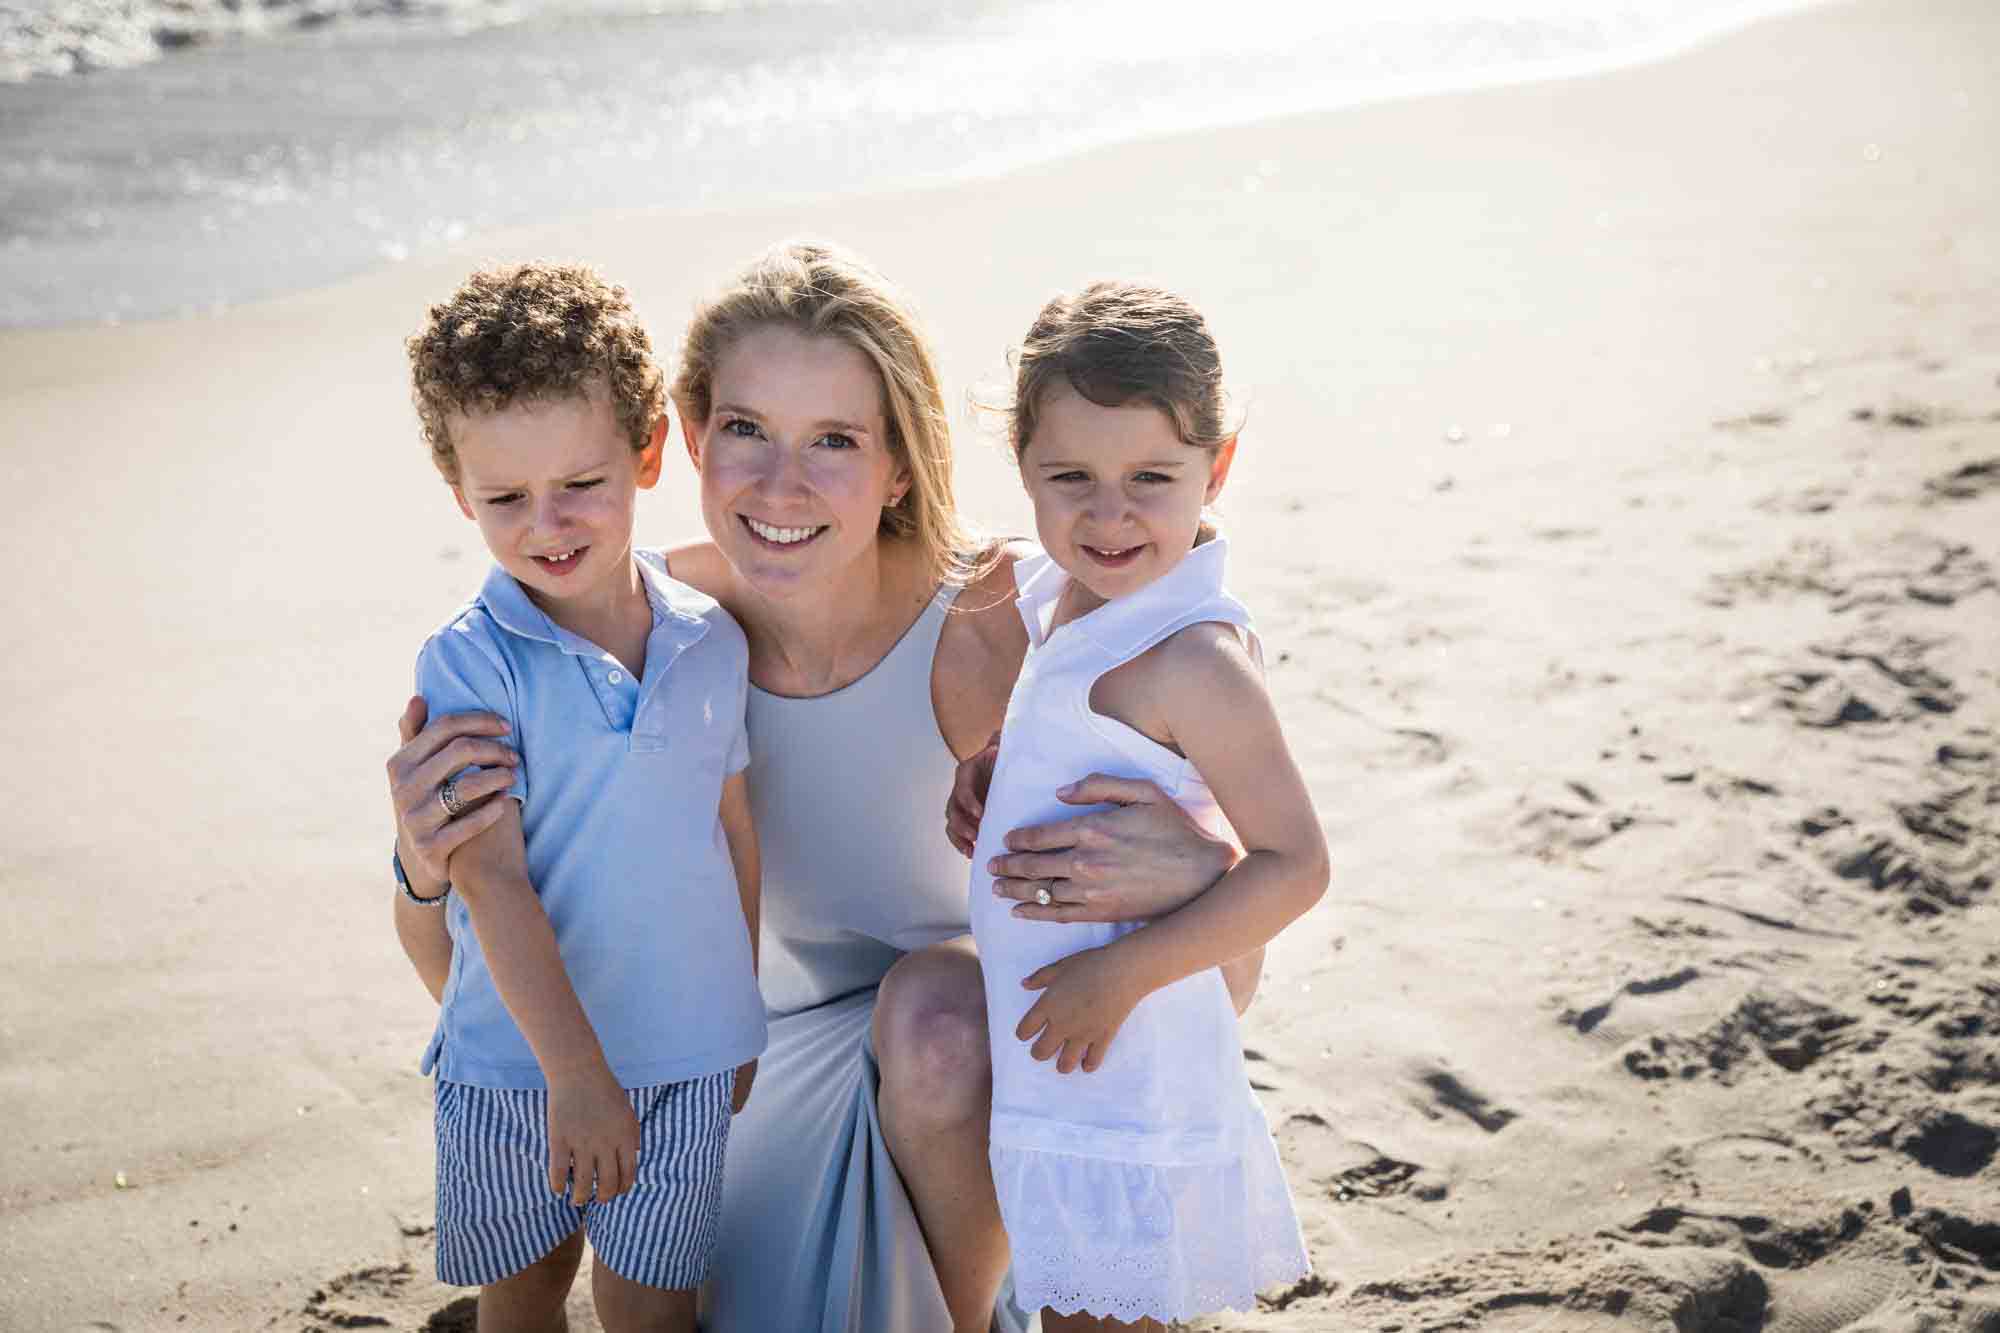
[684,325,910,601]
[1019,383,1234,611]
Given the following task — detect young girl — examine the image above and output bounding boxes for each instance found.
[955,282,1325,1329]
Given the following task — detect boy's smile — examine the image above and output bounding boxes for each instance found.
[448,386,666,640]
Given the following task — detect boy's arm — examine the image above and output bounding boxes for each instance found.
[1015,626,1329,1073]
[393,888,454,1003]
[448,802,640,1203]
[718,771,760,1112]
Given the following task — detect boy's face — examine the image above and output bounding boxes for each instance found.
[1020,383,1234,611]
[448,386,666,612]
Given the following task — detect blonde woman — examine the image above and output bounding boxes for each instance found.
[385,241,1252,1333]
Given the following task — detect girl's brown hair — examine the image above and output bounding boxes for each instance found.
[671,240,985,588]
[1009,281,1236,459]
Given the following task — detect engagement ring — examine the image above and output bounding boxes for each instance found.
[1034,886,1053,907]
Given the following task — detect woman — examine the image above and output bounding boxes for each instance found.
[386,241,1251,1332]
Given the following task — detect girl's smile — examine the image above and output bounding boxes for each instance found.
[1019,384,1234,613]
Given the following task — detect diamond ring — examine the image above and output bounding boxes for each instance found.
[1034,886,1053,907]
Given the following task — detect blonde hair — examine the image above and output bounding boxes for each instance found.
[1008,280,1237,459]
[407,262,665,482]
[671,240,984,587]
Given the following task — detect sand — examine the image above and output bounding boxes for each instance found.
[2,0,1996,1328]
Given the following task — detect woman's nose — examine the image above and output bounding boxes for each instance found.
[755,447,809,498]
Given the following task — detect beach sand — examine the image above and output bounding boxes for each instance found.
[2,0,1996,1327]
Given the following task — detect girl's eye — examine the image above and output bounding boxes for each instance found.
[1133,471,1172,484]
[815,432,858,451]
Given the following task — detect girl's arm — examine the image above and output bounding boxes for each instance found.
[718,772,760,1113]
[1013,625,1328,1073]
[446,803,642,1202]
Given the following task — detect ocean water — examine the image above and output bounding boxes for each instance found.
[0,0,1821,328]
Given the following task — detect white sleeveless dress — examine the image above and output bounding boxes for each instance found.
[969,537,1311,1324]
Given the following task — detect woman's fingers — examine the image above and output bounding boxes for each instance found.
[409,794,506,876]
[407,735,518,803]
[398,696,428,745]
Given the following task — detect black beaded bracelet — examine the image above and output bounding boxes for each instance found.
[393,847,451,907]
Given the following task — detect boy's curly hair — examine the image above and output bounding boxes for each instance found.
[407,263,666,481]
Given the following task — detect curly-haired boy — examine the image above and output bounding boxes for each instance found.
[395,262,764,1332]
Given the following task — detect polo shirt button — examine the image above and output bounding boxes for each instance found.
[608,669,624,685]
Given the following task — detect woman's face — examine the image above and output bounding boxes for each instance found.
[685,325,909,601]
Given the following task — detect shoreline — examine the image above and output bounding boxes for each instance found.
[3,0,1997,1327]
[1,0,1825,332]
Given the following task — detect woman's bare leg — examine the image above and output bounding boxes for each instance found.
[872,936,1011,1333]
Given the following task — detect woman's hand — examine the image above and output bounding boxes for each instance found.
[730,1059,758,1114]
[388,696,519,888]
[944,732,1001,856]
[985,774,1238,922]
[1015,946,1142,1074]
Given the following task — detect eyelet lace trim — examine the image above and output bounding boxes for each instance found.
[992,1127,1310,1324]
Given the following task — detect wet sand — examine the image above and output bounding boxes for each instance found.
[1,0,1995,1327]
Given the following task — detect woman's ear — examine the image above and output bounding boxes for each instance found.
[1204,435,1239,503]
[677,399,704,471]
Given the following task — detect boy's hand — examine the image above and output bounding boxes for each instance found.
[945,731,1001,856]
[1015,946,1143,1075]
[546,1067,641,1206]
[730,1059,758,1114]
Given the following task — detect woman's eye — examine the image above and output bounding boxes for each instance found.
[815,432,857,450]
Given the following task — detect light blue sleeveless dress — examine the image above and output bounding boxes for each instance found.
[699,583,1030,1333]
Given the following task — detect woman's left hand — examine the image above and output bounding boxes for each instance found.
[986,774,1237,923]
[1015,947,1141,1074]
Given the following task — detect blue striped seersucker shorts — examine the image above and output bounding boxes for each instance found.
[433,1070,733,1289]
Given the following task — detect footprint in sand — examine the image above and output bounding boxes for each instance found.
[1616,984,1859,1085]
[1794,787,1996,917]
[1406,1064,1519,1134]
[1770,628,1963,728]
[1923,456,2000,504]
[1705,532,1997,612]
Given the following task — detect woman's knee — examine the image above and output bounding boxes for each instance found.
[873,942,991,1122]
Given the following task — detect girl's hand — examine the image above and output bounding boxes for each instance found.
[388,696,519,888]
[730,1059,758,1114]
[546,1066,641,1205]
[944,732,1001,856]
[987,775,1237,922]
[1015,947,1143,1075]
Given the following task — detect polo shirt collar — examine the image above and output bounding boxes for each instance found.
[475,552,712,662]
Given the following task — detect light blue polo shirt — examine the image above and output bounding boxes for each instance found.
[415,548,767,1090]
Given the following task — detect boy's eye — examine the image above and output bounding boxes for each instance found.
[487,492,523,506]
[1049,470,1089,484]
[721,417,763,440]
[567,478,604,491]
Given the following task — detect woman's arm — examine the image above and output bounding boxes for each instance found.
[936,542,1244,931]
[1012,625,1328,1072]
